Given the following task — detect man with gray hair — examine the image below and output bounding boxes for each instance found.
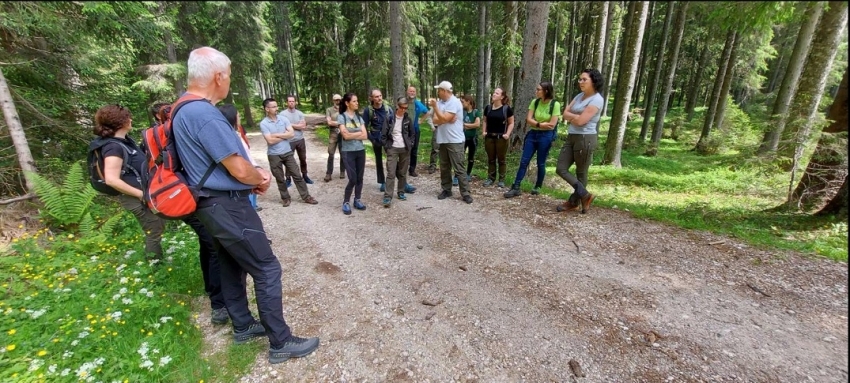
[428,81,472,203]
[172,46,319,364]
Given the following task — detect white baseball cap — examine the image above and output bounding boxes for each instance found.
[433,81,453,91]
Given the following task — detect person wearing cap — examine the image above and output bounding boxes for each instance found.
[324,94,345,182]
[429,81,473,204]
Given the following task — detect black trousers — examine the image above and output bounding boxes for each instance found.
[182,215,225,310]
[195,194,293,348]
[368,131,385,184]
[409,128,421,173]
[343,149,366,202]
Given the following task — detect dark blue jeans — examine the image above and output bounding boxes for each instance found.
[512,129,556,189]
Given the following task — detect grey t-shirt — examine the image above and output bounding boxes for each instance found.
[172,99,254,191]
[567,92,605,135]
[337,112,366,152]
[279,109,305,142]
[259,116,293,155]
[435,95,465,144]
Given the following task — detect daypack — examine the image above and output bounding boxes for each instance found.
[484,104,509,128]
[87,137,142,195]
[141,94,216,220]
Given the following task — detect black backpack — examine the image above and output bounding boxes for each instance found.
[484,104,509,127]
[87,137,141,195]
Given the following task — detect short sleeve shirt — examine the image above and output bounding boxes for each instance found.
[435,95,465,144]
[528,99,562,130]
[326,106,340,130]
[279,109,305,142]
[484,105,514,135]
[463,109,481,140]
[101,136,144,189]
[259,116,293,155]
[337,112,366,152]
[567,92,605,135]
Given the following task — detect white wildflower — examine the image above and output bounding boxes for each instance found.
[60,368,71,376]
[48,364,57,374]
[28,358,44,371]
[139,360,154,370]
[63,350,74,358]
[121,298,133,305]
[119,277,128,284]
[77,330,89,339]
[159,316,173,324]
[119,287,127,295]
[159,355,172,366]
[89,256,98,262]
[111,294,121,301]
[110,311,122,320]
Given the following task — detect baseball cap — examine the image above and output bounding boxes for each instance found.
[332,94,342,100]
[433,81,453,91]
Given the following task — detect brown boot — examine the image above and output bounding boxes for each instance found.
[281,198,291,207]
[323,174,332,182]
[303,196,318,205]
[556,200,580,212]
[580,193,596,214]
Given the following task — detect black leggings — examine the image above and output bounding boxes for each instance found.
[463,136,477,176]
[343,149,365,203]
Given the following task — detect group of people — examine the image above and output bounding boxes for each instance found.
[90,43,606,365]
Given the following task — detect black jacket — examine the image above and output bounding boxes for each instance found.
[380,113,414,150]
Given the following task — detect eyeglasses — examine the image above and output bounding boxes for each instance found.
[578,78,589,83]
[397,105,408,110]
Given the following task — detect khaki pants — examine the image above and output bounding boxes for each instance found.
[555,134,597,203]
[384,146,410,198]
[439,142,470,196]
[117,194,164,258]
[268,152,310,201]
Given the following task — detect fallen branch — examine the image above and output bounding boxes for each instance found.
[0,193,35,205]
[745,282,771,297]
[416,206,433,211]
[707,240,726,245]
[572,240,580,253]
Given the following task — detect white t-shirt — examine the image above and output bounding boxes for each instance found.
[391,117,405,148]
[435,95,464,144]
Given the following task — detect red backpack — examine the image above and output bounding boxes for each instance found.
[141,94,216,220]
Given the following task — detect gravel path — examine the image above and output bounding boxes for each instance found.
[194,113,848,383]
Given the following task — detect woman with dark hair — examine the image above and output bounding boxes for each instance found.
[337,92,369,215]
[94,104,164,259]
[556,68,605,213]
[504,81,561,198]
[481,87,515,188]
[460,94,481,183]
[217,104,261,211]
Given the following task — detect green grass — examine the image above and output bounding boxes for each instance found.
[314,108,847,262]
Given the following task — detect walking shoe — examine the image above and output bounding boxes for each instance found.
[463,195,473,204]
[404,184,417,193]
[409,170,419,177]
[556,200,580,212]
[504,187,521,198]
[531,187,541,195]
[427,164,437,174]
[438,190,452,200]
[281,198,291,207]
[286,179,292,188]
[466,174,472,182]
[379,183,386,192]
[382,196,392,207]
[397,192,407,201]
[268,336,320,364]
[580,193,596,214]
[483,179,494,187]
[342,202,352,215]
[497,181,506,188]
[303,196,318,205]
[323,174,332,182]
[304,176,314,185]
[339,173,345,179]
[353,199,366,210]
[452,176,458,186]
[211,307,229,325]
[255,206,264,212]
[233,321,266,344]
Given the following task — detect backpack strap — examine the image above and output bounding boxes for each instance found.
[103,138,142,183]
[167,94,218,189]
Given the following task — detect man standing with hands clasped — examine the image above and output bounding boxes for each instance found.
[430,81,472,204]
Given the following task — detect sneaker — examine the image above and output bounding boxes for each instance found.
[581,193,596,214]
[404,184,416,193]
[497,181,506,188]
[452,177,458,186]
[409,170,419,177]
[382,197,392,207]
[379,183,386,192]
[556,200,580,212]
[438,190,452,200]
[304,176,314,185]
[427,164,437,174]
[233,321,266,344]
[504,187,521,198]
[255,206,264,212]
[281,198,291,207]
[353,199,366,210]
[211,307,229,325]
[323,174,332,182]
[286,179,292,188]
[397,192,407,201]
[531,187,541,195]
[463,195,473,204]
[303,196,318,205]
[268,336,320,364]
[342,202,352,215]
[483,179,494,187]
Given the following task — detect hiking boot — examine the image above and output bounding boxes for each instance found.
[353,199,366,210]
[323,174,332,182]
[281,198,291,207]
[452,177,458,186]
[211,307,229,325]
[339,173,345,179]
[255,206,264,212]
[342,202,352,215]
[304,176,314,185]
[438,190,452,200]
[397,192,407,201]
[427,164,437,174]
[379,183,386,192]
[580,193,596,214]
[483,179,494,187]
[556,200,580,212]
[497,181,505,188]
[463,195,473,204]
[233,321,266,344]
[504,187,521,198]
[409,170,419,177]
[268,336,320,364]
[404,184,416,193]
[303,196,318,205]
[382,196,392,207]
[531,187,541,195]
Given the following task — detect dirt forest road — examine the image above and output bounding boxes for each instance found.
[195,113,848,383]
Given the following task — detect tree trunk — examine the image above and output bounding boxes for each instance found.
[817,175,848,218]
[685,40,710,122]
[158,1,184,98]
[0,67,37,193]
[697,29,736,146]
[648,2,687,154]
[759,1,825,154]
[484,25,493,100]
[390,1,404,101]
[236,75,255,128]
[633,1,654,108]
[594,1,610,71]
[790,67,848,211]
[710,31,740,135]
[602,1,648,168]
[282,3,299,99]
[563,2,578,107]
[512,1,551,147]
[477,2,487,110]
[550,12,559,82]
[639,1,673,142]
[501,1,519,102]
[602,2,625,118]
